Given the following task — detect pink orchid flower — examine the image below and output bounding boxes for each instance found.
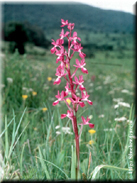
[67,23,75,30]
[54,65,67,85]
[73,75,85,90]
[60,29,69,39]
[53,90,67,106]
[61,110,75,131]
[68,93,85,111]
[55,46,65,63]
[51,39,64,54]
[72,43,86,58]
[81,91,93,105]
[61,110,74,120]
[61,19,68,27]
[79,116,94,128]
[70,32,81,44]
[73,58,88,74]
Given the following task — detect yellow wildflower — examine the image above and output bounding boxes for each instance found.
[42,107,48,112]
[22,95,28,100]
[32,91,37,96]
[66,98,71,105]
[88,129,96,134]
[88,140,94,145]
[34,127,37,131]
[47,77,52,81]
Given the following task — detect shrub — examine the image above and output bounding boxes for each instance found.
[2,21,50,54]
[3,22,28,54]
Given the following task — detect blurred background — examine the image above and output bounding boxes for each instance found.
[1,1,135,54]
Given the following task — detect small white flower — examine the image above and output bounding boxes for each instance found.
[98,114,105,118]
[113,98,123,103]
[127,120,133,123]
[115,117,127,122]
[66,131,73,135]
[88,115,93,119]
[55,125,60,129]
[118,102,130,108]
[121,89,130,93]
[7,77,13,83]
[114,104,119,109]
[62,127,73,134]
[62,127,71,131]
[56,131,61,135]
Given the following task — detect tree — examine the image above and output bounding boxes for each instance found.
[2,21,50,54]
[3,22,28,54]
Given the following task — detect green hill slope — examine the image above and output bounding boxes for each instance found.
[2,2,134,33]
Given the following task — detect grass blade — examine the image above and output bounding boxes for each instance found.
[8,108,27,159]
[90,164,129,180]
[71,145,76,180]
[4,115,9,160]
[0,117,14,138]
[36,153,69,179]
[38,146,51,180]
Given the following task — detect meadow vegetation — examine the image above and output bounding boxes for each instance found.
[0,30,135,180]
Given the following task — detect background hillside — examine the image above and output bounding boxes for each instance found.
[2,2,135,33]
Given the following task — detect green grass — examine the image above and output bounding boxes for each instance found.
[0,32,135,180]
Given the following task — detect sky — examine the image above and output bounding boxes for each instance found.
[79,0,136,14]
[1,0,136,14]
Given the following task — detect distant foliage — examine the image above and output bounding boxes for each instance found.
[23,22,50,48]
[3,22,28,54]
[2,21,50,54]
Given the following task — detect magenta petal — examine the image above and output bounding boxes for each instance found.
[89,123,94,128]
[53,78,61,85]
[51,47,56,54]
[81,68,88,74]
[79,85,85,91]
[87,100,93,105]
[61,114,67,119]
[53,100,59,106]
[79,102,85,108]
[79,52,86,58]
